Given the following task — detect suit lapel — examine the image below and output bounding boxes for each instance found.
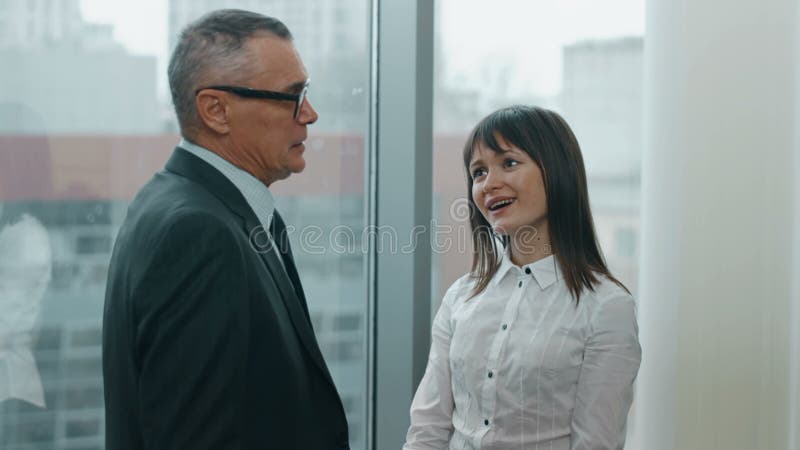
[164,147,336,386]
[247,217,335,386]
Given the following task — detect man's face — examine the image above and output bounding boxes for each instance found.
[225,35,318,185]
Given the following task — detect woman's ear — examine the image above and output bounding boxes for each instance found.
[195,91,232,135]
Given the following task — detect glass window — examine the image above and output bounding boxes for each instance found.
[432,0,644,443]
[0,1,371,449]
[433,0,644,297]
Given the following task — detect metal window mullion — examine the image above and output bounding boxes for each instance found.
[370,0,434,449]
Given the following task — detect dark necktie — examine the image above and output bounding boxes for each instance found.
[270,210,312,325]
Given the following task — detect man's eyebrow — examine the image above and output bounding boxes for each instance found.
[283,79,308,93]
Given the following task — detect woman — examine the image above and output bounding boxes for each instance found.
[404,105,641,449]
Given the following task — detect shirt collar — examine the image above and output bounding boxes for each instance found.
[178,138,276,230]
[490,246,561,291]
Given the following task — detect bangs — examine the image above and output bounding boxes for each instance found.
[462,105,537,170]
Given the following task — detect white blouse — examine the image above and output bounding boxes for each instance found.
[404,254,641,450]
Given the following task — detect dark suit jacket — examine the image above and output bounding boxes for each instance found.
[102,148,349,450]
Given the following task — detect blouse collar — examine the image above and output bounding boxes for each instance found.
[491,247,561,291]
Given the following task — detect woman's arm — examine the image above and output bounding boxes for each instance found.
[570,293,642,450]
[403,286,458,450]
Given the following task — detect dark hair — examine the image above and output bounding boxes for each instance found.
[168,9,292,135]
[462,105,628,302]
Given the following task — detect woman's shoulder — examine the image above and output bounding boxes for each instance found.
[580,274,639,339]
[441,272,479,306]
[581,273,635,308]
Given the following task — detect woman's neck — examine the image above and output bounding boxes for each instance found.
[508,225,552,266]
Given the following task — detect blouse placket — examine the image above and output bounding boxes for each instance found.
[478,268,531,443]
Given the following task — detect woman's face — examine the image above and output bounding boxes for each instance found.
[469,135,548,239]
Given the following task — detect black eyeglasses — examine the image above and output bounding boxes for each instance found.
[195,79,310,119]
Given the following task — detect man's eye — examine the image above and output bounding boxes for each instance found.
[472,168,486,179]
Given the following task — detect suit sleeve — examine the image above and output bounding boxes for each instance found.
[570,293,641,450]
[132,212,250,450]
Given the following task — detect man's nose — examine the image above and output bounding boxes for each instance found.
[297,98,319,125]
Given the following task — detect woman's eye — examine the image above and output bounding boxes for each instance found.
[472,168,486,179]
[504,158,519,168]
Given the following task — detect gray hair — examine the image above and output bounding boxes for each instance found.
[168,9,292,135]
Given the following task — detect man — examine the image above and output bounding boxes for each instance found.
[102,10,349,450]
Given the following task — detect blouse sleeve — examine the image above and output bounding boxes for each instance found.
[403,281,459,450]
[570,292,642,450]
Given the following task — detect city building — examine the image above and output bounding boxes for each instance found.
[560,36,644,292]
[0,0,84,50]
[561,37,644,177]
[0,0,159,135]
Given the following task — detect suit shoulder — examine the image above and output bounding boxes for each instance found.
[134,170,231,215]
[126,170,241,233]
[114,175,247,267]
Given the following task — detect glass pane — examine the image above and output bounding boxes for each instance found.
[433,0,644,297]
[0,1,370,449]
[432,0,644,444]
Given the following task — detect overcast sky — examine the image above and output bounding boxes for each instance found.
[440,0,644,95]
[79,0,644,98]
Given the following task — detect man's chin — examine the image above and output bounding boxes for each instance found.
[270,163,305,184]
[290,160,306,174]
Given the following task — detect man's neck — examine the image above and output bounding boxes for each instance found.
[184,133,274,186]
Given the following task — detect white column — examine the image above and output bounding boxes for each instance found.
[634,0,799,448]
[791,3,800,447]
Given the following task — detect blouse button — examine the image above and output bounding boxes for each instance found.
[525,267,531,274]
[502,324,508,330]
[488,371,493,378]
[484,419,489,426]
[518,281,522,288]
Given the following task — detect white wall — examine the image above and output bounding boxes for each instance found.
[791,2,800,446]
[634,0,798,448]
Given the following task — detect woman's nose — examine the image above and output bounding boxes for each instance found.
[482,170,502,193]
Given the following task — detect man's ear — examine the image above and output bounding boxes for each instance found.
[195,91,232,134]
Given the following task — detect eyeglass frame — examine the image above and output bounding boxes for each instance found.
[194,79,310,119]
